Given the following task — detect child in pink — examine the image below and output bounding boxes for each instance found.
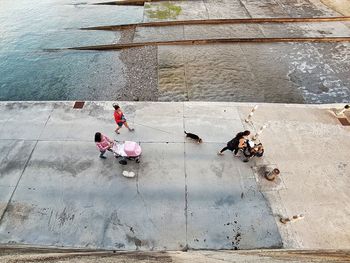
[94,132,113,159]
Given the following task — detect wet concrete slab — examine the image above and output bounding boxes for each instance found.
[158,42,350,103]
[182,45,264,102]
[279,0,339,17]
[186,142,282,250]
[0,141,187,250]
[320,0,350,16]
[134,26,184,43]
[236,0,289,18]
[0,140,36,187]
[143,0,341,22]
[0,101,285,251]
[236,103,350,249]
[0,103,53,140]
[144,1,208,23]
[134,22,350,43]
[146,0,350,105]
[203,0,250,19]
[0,140,37,218]
[0,101,350,251]
[183,24,264,40]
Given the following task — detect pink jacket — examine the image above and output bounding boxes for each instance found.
[96,135,112,151]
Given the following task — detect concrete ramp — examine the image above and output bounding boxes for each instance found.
[0,102,281,250]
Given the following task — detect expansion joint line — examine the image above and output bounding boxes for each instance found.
[183,102,188,248]
[238,0,252,18]
[0,140,39,224]
[0,107,53,224]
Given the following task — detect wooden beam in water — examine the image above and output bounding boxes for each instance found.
[93,0,183,6]
[81,16,350,31]
[94,1,144,5]
[69,37,350,51]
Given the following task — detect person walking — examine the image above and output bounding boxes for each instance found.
[95,132,113,159]
[113,104,134,134]
[218,130,250,156]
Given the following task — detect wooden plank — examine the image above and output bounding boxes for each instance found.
[338,118,350,126]
[94,1,144,5]
[81,16,350,31]
[69,37,350,51]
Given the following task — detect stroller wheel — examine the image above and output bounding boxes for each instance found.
[136,158,140,163]
[119,159,127,165]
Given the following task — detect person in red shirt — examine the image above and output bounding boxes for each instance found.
[113,104,134,134]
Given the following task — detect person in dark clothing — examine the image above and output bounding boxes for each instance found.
[218,130,250,156]
[242,141,264,162]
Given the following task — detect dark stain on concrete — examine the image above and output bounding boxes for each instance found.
[30,158,92,177]
[109,211,123,227]
[57,207,75,227]
[215,195,235,207]
[115,242,125,248]
[4,102,51,111]
[122,104,137,115]
[0,140,34,178]
[5,202,34,224]
[0,160,21,177]
[84,103,111,122]
[126,234,155,250]
[210,163,223,178]
[126,234,142,248]
[5,103,29,110]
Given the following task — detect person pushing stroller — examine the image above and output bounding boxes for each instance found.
[94,132,113,159]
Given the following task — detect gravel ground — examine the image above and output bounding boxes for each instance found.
[116,45,159,101]
[115,28,159,101]
[0,252,173,263]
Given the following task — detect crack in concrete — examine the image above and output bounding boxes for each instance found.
[182,102,188,249]
[134,166,161,243]
[238,0,253,18]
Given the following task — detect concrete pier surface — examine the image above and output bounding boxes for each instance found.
[0,101,349,251]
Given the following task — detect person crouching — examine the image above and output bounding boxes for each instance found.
[243,141,264,162]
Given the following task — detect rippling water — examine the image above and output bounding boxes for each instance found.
[0,0,143,100]
[1,0,350,103]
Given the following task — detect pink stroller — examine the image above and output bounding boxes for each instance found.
[112,141,142,165]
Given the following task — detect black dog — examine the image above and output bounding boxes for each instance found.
[184,131,202,143]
